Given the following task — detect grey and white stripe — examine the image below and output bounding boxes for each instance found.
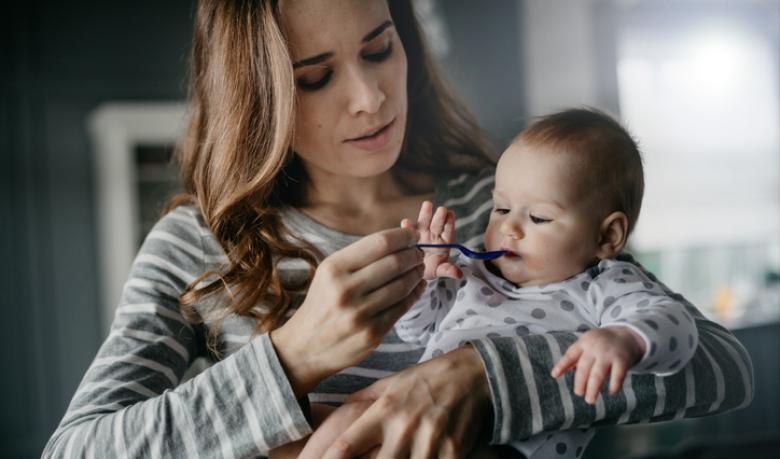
[43,170,754,457]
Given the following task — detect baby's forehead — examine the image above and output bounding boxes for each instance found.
[496,142,583,183]
[494,143,599,204]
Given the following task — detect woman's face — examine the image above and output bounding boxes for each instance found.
[281,0,408,181]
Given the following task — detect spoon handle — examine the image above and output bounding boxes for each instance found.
[415,243,505,260]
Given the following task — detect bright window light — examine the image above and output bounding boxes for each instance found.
[615,7,779,324]
[618,20,780,250]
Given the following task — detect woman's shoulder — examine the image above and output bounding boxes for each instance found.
[150,205,211,243]
[434,166,496,206]
[143,205,227,265]
[434,167,496,248]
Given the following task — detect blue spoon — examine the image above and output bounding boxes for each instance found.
[416,243,506,260]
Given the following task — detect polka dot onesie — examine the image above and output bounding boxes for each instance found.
[395,254,698,458]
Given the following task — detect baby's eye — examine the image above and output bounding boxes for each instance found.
[530,215,551,224]
[493,208,509,215]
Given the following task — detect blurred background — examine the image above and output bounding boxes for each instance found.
[1,0,778,457]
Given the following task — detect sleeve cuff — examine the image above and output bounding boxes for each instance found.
[601,322,653,365]
[468,333,581,445]
[601,321,684,376]
[249,334,313,441]
[468,337,513,445]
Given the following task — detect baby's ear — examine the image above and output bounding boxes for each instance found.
[596,211,629,259]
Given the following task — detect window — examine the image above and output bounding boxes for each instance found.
[614,1,780,325]
[89,102,186,334]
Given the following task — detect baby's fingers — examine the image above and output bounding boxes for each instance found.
[417,201,433,230]
[551,345,582,378]
[573,355,594,397]
[430,206,448,237]
[609,361,628,395]
[585,361,610,404]
[434,262,463,280]
[442,211,456,244]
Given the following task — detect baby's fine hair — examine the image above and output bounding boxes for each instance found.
[515,107,644,234]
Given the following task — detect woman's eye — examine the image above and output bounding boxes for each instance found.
[297,68,333,91]
[493,208,509,215]
[363,41,393,63]
[530,215,551,224]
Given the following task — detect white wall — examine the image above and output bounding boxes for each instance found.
[520,0,609,117]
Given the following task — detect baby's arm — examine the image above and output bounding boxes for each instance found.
[551,261,699,404]
[551,326,645,404]
[395,201,463,345]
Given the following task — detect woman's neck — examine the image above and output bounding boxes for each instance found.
[304,170,403,214]
[299,169,435,235]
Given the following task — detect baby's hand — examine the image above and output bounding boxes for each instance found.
[550,327,646,404]
[402,201,462,280]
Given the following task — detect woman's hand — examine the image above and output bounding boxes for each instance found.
[270,227,426,397]
[322,346,493,459]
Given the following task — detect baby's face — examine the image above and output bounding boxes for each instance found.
[484,142,604,286]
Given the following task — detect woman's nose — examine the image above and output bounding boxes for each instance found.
[346,66,385,116]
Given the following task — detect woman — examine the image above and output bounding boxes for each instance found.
[44,0,753,457]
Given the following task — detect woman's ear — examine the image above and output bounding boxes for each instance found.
[596,211,629,259]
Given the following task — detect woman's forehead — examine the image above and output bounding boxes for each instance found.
[280,0,391,59]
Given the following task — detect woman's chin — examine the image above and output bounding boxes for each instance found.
[344,150,402,178]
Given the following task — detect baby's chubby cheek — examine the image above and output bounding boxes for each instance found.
[493,257,525,282]
[498,253,558,286]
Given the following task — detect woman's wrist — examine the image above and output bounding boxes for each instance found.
[269,325,326,398]
[454,345,496,444]
[447,346,493,420]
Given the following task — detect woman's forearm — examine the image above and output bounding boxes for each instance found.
[43,332,312,458]
[471,316,754,444]
[44,210,313,457]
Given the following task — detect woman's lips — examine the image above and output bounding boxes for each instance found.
[345,119,395,151]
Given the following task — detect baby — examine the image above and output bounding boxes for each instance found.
[272,108,698,458]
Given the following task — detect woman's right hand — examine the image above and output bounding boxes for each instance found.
[270,227,426,397]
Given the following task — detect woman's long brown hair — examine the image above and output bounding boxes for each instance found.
[167,0,494,355]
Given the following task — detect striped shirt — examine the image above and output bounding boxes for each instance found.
[43,167,754,457]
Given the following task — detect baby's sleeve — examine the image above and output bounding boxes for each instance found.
[588,260,699,376]
[395,278,458,347]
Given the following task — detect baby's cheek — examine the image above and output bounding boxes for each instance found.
[483,223,500,250]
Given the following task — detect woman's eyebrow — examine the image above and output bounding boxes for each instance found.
[362,20,394,43]
[292,20,394,69]
[293,52,333,69]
